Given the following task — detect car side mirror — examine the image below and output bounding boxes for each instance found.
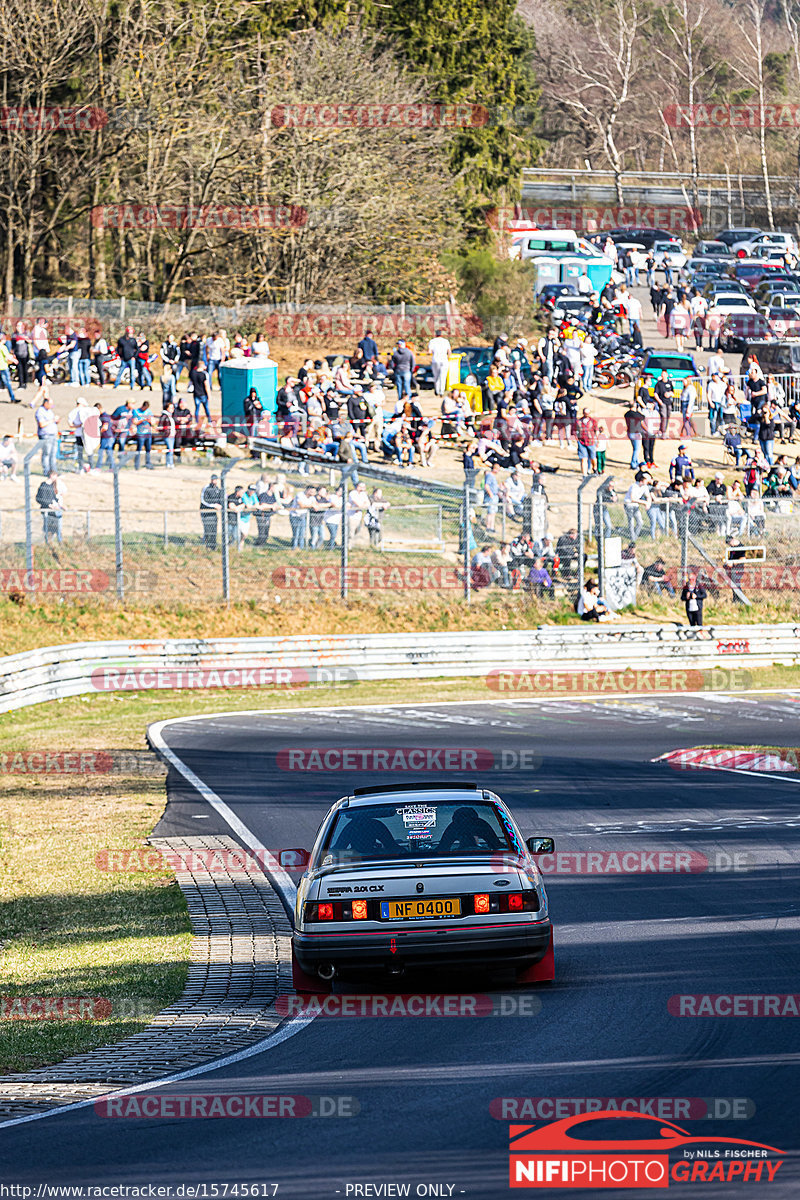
[526,837,555,855]
[279,848,310,870]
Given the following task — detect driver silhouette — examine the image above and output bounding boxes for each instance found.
[333,814,399,857]
[438,806,502,853]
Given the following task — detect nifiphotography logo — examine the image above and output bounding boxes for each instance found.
[508,1111,784,1188]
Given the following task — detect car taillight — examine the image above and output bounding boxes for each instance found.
[305,902,337,921]
[317,903,334,920]
[474,894,491,914]
[502,892,541,913]
[737,250,746,258]
[351,900,368,920]
[507,893,524,911]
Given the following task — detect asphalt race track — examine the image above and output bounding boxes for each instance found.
[2,693,799,1197]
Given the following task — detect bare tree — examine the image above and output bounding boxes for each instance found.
[523,0,650,202]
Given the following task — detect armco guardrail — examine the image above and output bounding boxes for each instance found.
[0,625,797,713]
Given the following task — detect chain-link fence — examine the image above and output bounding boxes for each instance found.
[5,438,799,612]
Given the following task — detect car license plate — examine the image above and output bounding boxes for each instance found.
[380,898,461,920]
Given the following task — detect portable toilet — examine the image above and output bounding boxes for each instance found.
[532,257,561,294]
[219,356,278,436]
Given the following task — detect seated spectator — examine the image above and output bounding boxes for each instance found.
[576,578,614,621]
[471,545,494,588]
[505,468,525,518]
[724,425,744,467]
[527,556,555,598]
[490,542,513,589]
[642,557,675,596]
[0,434,18,481]
[555,527,580,576]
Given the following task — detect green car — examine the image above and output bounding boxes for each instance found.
[638,351,700,396]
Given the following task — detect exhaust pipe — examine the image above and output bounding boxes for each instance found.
[318,963,337,980]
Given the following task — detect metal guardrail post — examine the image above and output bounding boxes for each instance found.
[463,482,471,603]
[341,473,349,600]
[576,475,596,594]
[112,453,132,600]
[23,443,43,581]
[220,461,237,605]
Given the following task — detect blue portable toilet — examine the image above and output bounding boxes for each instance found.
[219,356,278,436]
[532,257,561,294]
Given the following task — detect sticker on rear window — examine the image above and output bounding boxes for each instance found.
[397,805,437,837]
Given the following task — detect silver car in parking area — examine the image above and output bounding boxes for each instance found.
[291,783,555,992]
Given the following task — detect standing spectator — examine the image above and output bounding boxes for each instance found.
[111,397,135,453]
[114,327,139,389]
[707,373,725,435]
[624,403,644,469]
[133,401,154,469]
[483,463,501,532]
[200,474,223,549]
[288,486,314,548]
[366,488,389,548]
[206,330,226,388]
[36,470,64,544]
[324,486,342,548]
[358,329,379,365]
[680,572,707,626]
[758,403,777,465]
[226,485,245,549]
[173,397,192,461]
[0,338,16,403]
[159,401,176,468]
[136,334,153,389]
[31,317,50,384]
[244,387,264,437]
[161,364,177,407]
[670,297,692,351]
[35,396,59,474]
[641,401,659,468]
[624,477,650,539]
[65,325,80,386]
[92,330,109,386]
[580,337,597,392]
[176,334,193,386]
[161,334,180,375]
[428,328,452,397]
[0,434,18,480]
[576,407,598,477]
[76,327,92,387]
[462,439,478,489]
[254,475,279,545]
[94,403,114,469]
[679,380,698,438]
[391,339,416,402]
[595,421,608,474]
[653,370,674,438]
[669,443,695,483]
[67,396,94,470]
[9,322,31,392]
[308,486,332,549]
[691,291,708,350]
[189,359,210,420]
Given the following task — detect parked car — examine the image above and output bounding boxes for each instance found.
[452,345,496,386]
[732,230,798,258]
[637,351,700,396]
[537,283,578,309]
[550,296,593,325]
[764,307,800,338]
[715,227,761,248]
[694,240,733,257]
[653,239,687,269]
[702,279,749,301]
[732,259,784,290]
[608,227,678,249]
[719,311,773,351]
[707,295,758,318]
[739,339,800,380]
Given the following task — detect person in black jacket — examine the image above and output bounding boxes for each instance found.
[200,475,223,549]
[680,572,707,626]
[347,387,369,435]
[114,327,138,389]
[244,387,263,437]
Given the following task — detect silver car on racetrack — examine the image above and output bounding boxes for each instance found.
[291,783,555,992]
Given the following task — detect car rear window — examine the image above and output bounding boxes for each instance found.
[321,800,519,863]
[644,356,696,374]
[736,266,764,277]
